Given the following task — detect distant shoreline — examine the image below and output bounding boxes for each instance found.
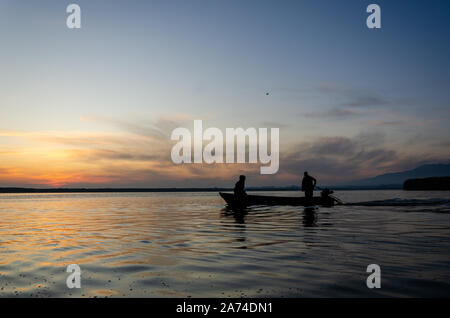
[0,185,403,193]
[403,177,450,190]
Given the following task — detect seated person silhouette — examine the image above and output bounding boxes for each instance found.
[234,175,247,201]
[301,171,316,200]
[320,188,333,198]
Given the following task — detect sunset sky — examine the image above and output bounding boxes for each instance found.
[0,0,449,188]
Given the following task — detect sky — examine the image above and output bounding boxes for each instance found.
[0,0,449,188]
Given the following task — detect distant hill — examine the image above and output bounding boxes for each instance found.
[345,163,450,188]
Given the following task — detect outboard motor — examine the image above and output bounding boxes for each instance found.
[320,188,342,206]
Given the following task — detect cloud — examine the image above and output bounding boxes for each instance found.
[259,121,290,128]
[67,149,166,162]
[372,120,405,126]
[276,134,448,185]
[80,113,197,138]
[307,137,357,155]
[315,83,389,108]
[304,108,361,118]
[0,130,159,147]
[344,95,387,108]
[80,116,167,138]
[1,123,448,187]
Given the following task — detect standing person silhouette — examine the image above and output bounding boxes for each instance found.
[301,171,316,199]
[234,175,247,200]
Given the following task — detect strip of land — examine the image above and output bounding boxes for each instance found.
[0,185,402,193]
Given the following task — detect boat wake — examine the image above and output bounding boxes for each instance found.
[344,198,450,207]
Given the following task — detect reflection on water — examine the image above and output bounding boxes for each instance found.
[0,190,449,297]
[302,208,318,227]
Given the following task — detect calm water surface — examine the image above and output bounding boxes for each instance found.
[0,190,449,297]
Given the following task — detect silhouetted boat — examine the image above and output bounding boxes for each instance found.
[219,192,339,207]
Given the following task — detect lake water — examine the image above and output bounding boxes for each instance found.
[0,190,449,297]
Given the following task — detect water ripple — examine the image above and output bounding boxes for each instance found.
[0,190,449,297]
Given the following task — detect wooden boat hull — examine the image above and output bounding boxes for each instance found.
[219,192,336,207]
